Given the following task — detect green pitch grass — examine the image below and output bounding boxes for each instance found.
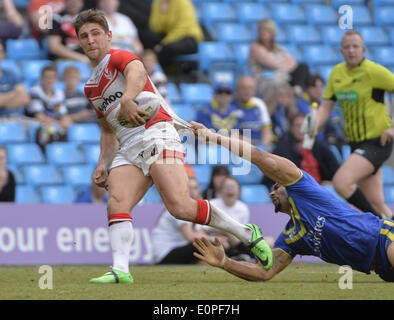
[0,263,391,300]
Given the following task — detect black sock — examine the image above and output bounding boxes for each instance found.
[346,187,380,217]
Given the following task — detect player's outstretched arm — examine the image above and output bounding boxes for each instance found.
[193,237,291,281]
[190,121,301,186]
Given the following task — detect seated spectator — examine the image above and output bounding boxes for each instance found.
[63,66,96,123]
[152,176,211,264]
[196,83,239,132]
[98,0,144,56]
[0,145,15,202]
[0,42,31,117]
[26,65,71,150]
[149,0,204,69]
[28,0,65,39]
[48,0,88,62]
[263,113,340,190]
[142,49,169,101]
[75,176,108,203]
[0,0,24,41]
[202,165,230,200]
[232,76,273,150]
[249,19,309,109]
[209,176,254,261]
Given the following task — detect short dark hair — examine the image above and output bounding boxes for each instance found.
[306,74,324,88]
[74,9,109,37]
[41,65,57,77]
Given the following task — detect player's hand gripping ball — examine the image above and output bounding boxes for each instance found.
[118,91,161,128]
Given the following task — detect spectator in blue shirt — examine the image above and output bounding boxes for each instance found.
[0,42,31,117]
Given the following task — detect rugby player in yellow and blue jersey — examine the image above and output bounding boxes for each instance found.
[190,120,394,282]
[313,30,394,220]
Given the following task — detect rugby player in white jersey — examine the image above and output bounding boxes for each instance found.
[74,9,273,283]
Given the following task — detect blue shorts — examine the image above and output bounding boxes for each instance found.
[374,219,394,282]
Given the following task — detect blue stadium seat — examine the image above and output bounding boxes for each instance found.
[190,164,213,186]
[374,6,394,26]
[304,4,338,25]
[341,144,351,161]
[197,42,235,72]
[302,45,341,67]
[21,60,53,86]
[40,185,76,204]
[232,164,264,185]
[62,164,95,191]
[0,122,28,144]
[330,0,365,9]
[166,82,181,103]
[208,65,237,90]
[67,123,101,144]
[56,61,92,82]
[81,144,100,165]
[383,166,394,185]
[230,43,251,73]
[290,0,324,3]
[15,185,41,203]
[316,65,334,83]
[384,185,394,204]
[359,26,390,46]
[320,25,348,46]
[389,27,394,45]
[373,47,394,68]
[200,2,236,29]
[24,164,64,186]
[46,142,85,166]
[144,185,162,204]
[214,23,253,43]
[351,5,373,26]
[171,105,197,122]
[286,25,321,45]
[280,44,303,62]
[6,163,25,184]
[236,3,269,25]
[241,185,271,204]
[197,144,232,165]
[179,83,214,105]
[5,39,41,60]
[270,4,307,25]
[1,59,21,79]
[6,143,45,166]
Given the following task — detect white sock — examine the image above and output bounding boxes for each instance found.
[208,202,252,244]
[109,221,134,274]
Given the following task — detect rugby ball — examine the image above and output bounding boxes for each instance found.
[118,91,161,128]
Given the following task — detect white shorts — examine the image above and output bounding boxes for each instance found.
[110,121,185,176]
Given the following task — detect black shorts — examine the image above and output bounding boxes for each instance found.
[350,137,393,174]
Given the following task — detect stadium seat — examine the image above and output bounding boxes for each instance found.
[280,44,303,62]
[0,122,28,144]
[384,185,394,204]
[144,185,162,204]
[171,105,197,122]
[349,5,372,27]
[20,60,53,86]
[56,61,92,82]
[330,0,365,9]
[341,144,351,161]
[23,164,64,186]
[200,2,236,29]
[214,23,253,43]
[290,0,324,3]
[190,164,212,186]
[241,185,271,204]
[232,164,264,185]
[62,164,95,191]
[81,143,100,165]
[197,144,233,165]
[316,65,335,83]
[5,39,41,60]
[302,45,341,67]
[6,163,25,184]
[373,46,394,68]
[374,6,394,26]
[166,82,181,103]
[179,83,214,105]
[1,59,21,79]
[40,185,76,204]
[359,26,390,46]
[6,143,45,166]
[208,65,237,90]
[67,123,101,144]
[235,3,269,25]
[286,25,321,45]
[15,185,41,203]
[304,4,338,25]
[230,43,251,74]
[46,142,85,166]
[197,42,235,72]
[270,4,307,25]
[382,165,394,185]
[320,25,348,46]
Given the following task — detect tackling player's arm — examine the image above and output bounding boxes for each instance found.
[193,237,291,281]
[190,121,301,186]
[117,59,150,127]
[94,118,119,188]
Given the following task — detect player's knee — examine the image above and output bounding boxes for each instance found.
[165,199,193,221]
[332,174,350,195]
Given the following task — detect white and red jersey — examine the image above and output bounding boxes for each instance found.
[84,49,174,151]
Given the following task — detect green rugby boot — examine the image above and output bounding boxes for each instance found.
[246,224,273,270]
[89,269,134,284]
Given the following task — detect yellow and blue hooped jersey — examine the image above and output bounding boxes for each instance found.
[274,170,384,274]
